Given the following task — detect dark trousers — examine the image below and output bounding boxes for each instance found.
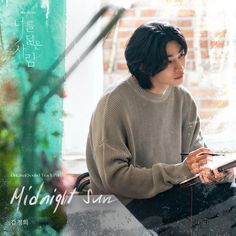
[126,183,235,228]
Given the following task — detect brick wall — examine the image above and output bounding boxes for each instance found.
[101,0,236,144]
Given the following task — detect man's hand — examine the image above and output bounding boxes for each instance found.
[185,147,211,175]
[199,168,232,184]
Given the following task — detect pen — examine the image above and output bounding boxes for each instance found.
[180,153,225,156]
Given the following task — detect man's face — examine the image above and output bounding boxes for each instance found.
[150,40,186,94]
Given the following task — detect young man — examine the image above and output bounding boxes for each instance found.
[86,22,233,225]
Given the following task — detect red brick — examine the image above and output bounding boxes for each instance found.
[119,19,131,28]
[190,81,200,87]
[103,40,112,49]
[140,9,159,17]
[200,30,208,37]
[134,19,147,28]
[172,20,192,27]
[118,30,132,38]
[123,9,136,17]
[178,10,195,17]
[186,40,193,48]
[200,100,228,109]
[103,63,109,71]
[200,40,208,48]
[190,89,218,97]
[117,63,128,70]
[119,41,128,49]
[187,51,195,59]
[210,41,225,48]
[120,19,145,28]
[181,29,194,38]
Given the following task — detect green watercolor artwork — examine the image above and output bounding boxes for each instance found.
[0,0,67,235]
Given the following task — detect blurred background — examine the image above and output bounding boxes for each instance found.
[62,0,236,173]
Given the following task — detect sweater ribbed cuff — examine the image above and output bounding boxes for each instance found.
[175,160,195,184]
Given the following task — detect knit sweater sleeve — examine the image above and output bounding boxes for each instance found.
[88,93,194,199]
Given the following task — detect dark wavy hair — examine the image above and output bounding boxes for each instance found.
[125,22,188,89]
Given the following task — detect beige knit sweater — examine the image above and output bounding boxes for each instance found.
[86,76,205,205]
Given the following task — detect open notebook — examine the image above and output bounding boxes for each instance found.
[180,153,236,187]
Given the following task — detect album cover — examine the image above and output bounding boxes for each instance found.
[1,1,236,236]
